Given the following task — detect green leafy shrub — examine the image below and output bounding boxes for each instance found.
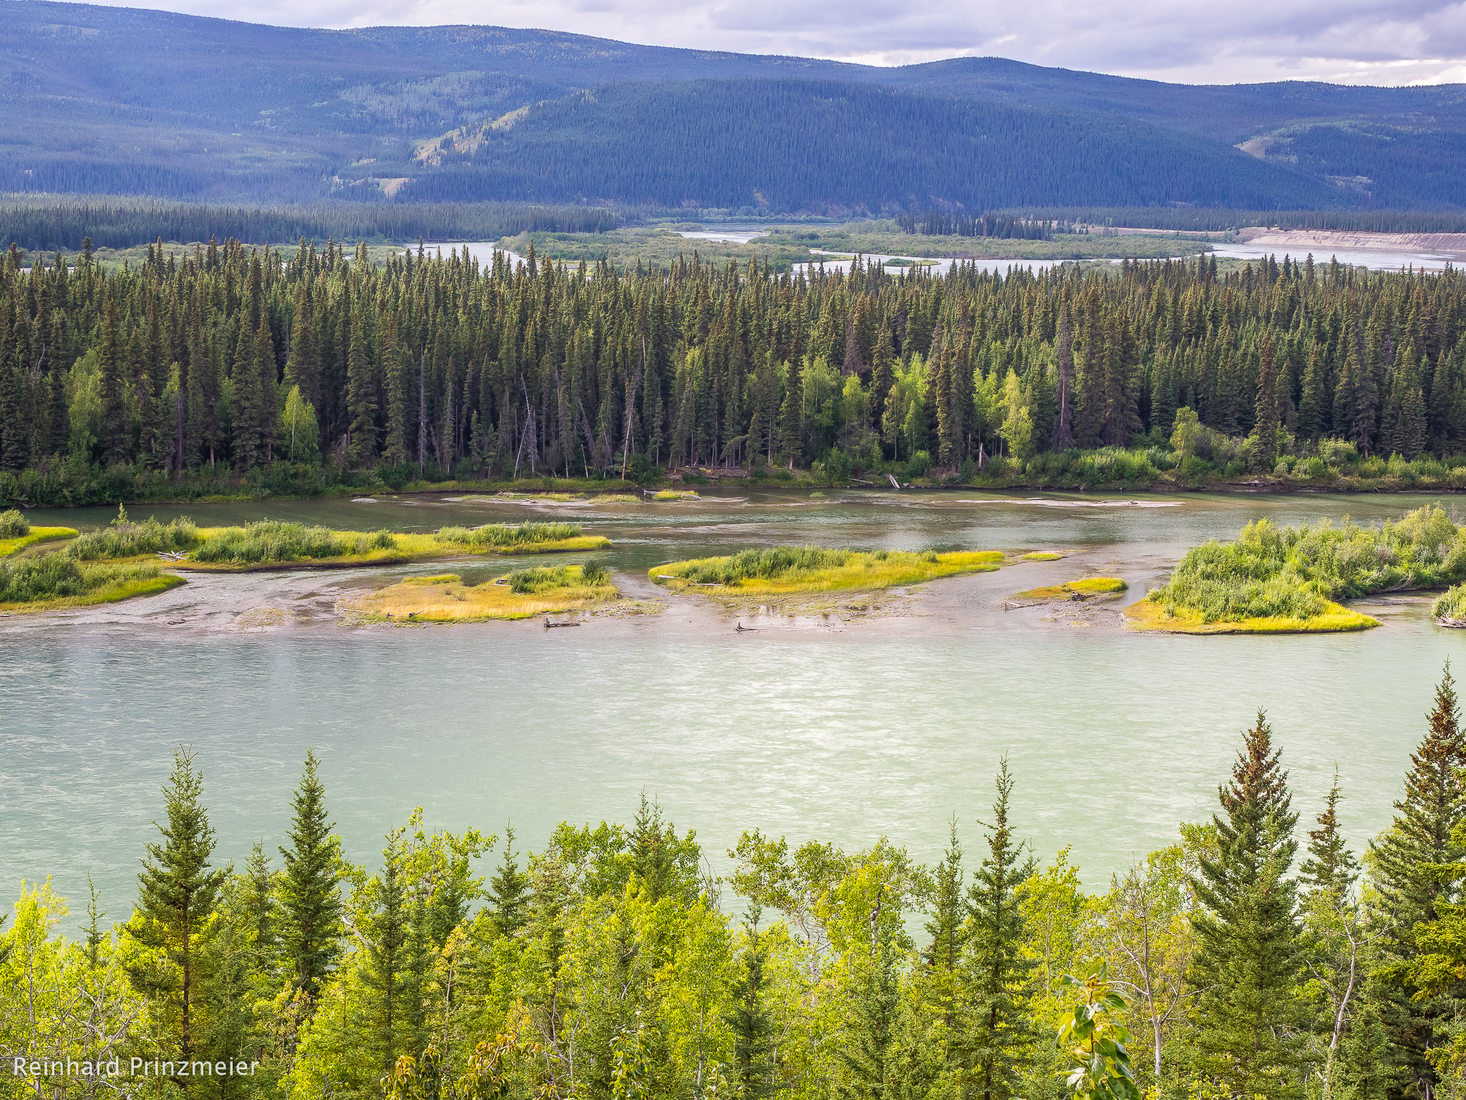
[1152,505,1466,623]
[436,522,581,548]
[0,509,30,539]
[1434,583,1466,624]
[69,515,199,559]
[191,521,352,564]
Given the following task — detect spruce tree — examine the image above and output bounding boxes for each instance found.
[1368,662,1466,1098]
[487,825,531,939]
[365,828,410,1077]
[1187,711,1305,1099]
[278,749,343,1008]
[125,746,229,1078]
[728,906,777,1099]
[960,758,1036,1100]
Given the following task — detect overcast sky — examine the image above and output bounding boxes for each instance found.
[75,0,1466,84]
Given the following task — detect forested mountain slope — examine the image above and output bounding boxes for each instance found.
[1,0,1463,209]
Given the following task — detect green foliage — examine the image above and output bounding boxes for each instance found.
[436,522,583,548]
[668,546,855,585]
[124,746,230,1064]
[1057,972,1141,1100]
[1187,712,1305,1099]
[0,553,166,604]
[279,750,345,1007]
[0,509,29,538]
[1151,505,1466,623]
[190,521,357,564]
[68,513,200,559]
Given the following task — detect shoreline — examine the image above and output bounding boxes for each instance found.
[8,473,1466,512]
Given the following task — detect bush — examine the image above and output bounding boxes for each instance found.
[191,521,352,564]
[1318,439,1358,468]
[504,565,589,593]
[670,546,856,585]
[69,514,199,559]
[436,522,581,548]
[0,509,30,539]
[1152,505,1466,623]
[1434,583,1466,624]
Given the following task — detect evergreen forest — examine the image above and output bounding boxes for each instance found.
[4,241,1466,504]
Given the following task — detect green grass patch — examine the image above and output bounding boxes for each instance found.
[651,490,701,501]
[651,546,1006,595]
[349,562,618,622]
[1016,577,1128,600]
[69,515,201,559]
[0,555,185,613]
[1020,551,1064,561]
[1125,596,1378,635]
[63,516,608,570]
[0,526,78,557]
[1135,503,1466,633]
[1434,584,1466,627]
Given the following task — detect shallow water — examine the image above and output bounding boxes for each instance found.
[3,489,1460,910]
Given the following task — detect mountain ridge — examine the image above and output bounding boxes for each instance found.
[2,0,1463,210]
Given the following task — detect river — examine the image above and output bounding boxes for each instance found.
[2,489,1458,911]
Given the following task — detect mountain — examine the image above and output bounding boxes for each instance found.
[1,0,1463,211]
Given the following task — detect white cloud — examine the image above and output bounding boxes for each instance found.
[67,0,1466,84]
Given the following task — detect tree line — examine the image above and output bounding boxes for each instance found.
[4,668,1466,1098]
[0,199,622,255]
[893,212,1054,241]
[3,240,1466,498]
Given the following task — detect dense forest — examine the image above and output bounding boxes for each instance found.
[397,81,1339,212]
[0,199,621,254]
[3,239,1466,503]
[4,669,1466,1098]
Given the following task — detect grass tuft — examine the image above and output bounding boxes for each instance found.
[1015,577,1128,600]
[651,546,1005,595]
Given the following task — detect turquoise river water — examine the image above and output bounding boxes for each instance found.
[1,489,1459,911]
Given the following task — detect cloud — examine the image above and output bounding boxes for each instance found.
[67,0,1466,84]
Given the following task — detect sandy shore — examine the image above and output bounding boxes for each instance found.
[1234,229,1466,261]
[0,547,1182,642]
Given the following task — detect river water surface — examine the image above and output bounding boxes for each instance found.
[2,489,1459,910]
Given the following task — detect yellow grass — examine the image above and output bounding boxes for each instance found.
[0,527,78,557]
[1015,577,1129,600]
[1124,596,1379,635]
[0,572,185,615]
[347,567,619,622]
[652,490,701,501]
[107,529,611,571]
[651,550,1006,596]
[1020,551,1065,561]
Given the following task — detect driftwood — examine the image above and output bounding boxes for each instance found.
[1438,617,1466,629]
[544,618,581,629]
[887,474,902,490]
[157,551,189,561]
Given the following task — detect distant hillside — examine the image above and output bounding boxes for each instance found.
[1,0,1463,210]
[398,80,1337,211]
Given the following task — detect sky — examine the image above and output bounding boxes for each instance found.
[67,0,1466,85]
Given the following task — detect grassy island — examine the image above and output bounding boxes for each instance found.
[651,546,1006,595]
[65,514,609,571]
[348,562,618,622]
[1015,577,1128,600]
[1128,504,1466,634]
[0,554,183,614]
[0,510,78,558]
